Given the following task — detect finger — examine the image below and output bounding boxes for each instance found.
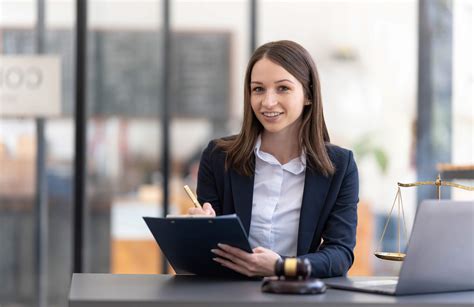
[252,247,267,253]
[187,207,206,215]
[211,248,249,268]
[202,203,216,216]
[218,243,252,260]
[213,257,252,277]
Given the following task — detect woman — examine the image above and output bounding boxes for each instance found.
[189,40,359,278]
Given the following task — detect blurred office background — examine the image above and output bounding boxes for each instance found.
[0,0,472,306]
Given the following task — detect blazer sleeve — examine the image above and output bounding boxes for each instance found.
[299,151,359,278]
[196,141,223,215]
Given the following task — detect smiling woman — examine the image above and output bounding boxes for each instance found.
[188,40,359,279]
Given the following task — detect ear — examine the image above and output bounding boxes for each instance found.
[304,100,312,106]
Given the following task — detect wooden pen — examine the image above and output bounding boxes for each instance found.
[183,185,202,209]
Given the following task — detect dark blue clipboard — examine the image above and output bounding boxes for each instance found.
[143,214,252,278]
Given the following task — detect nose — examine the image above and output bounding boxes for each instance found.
[262,91,278,108]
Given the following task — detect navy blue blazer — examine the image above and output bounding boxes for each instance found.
[196,138,359,278]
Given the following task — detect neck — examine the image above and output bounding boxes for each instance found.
[260,126,301,165]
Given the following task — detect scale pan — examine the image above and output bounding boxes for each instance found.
[374,252,406,261]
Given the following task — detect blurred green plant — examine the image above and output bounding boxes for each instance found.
[353,134,389,174]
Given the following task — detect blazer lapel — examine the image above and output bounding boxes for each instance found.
[297,168,331,255]
[230,169,254,236]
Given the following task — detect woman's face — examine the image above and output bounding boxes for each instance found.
[250,58,307,136]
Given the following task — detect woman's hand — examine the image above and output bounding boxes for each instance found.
[211,244,280,277]
[187,202,216,216]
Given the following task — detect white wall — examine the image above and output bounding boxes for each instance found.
[452,0,474,200]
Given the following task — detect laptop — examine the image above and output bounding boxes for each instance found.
[323,200,474,295]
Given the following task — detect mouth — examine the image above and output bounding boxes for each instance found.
[262,112,284,118]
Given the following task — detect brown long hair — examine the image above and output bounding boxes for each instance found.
[216,40,335,177]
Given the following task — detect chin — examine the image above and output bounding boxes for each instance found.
[261,125,285,134]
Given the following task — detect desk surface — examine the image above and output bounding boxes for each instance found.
[69,274,474,307]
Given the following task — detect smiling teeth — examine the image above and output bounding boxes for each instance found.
[263,112,281,117]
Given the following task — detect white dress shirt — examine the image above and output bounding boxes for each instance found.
[248,136,306,257]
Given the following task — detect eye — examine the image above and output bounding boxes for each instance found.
[277,85,290,92]
[252,86,264,93]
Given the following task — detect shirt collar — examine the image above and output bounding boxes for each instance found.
[254,135,306,175]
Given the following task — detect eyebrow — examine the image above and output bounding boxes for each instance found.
[251,79,295,84]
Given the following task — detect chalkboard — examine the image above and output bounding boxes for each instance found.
[1,29,230,119]
[170,32,230,117]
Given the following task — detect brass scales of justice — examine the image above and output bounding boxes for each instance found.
[374,174,474,262]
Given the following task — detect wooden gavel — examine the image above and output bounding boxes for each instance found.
[274,257,311,280]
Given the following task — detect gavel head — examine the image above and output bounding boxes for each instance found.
[274,257,311,280]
